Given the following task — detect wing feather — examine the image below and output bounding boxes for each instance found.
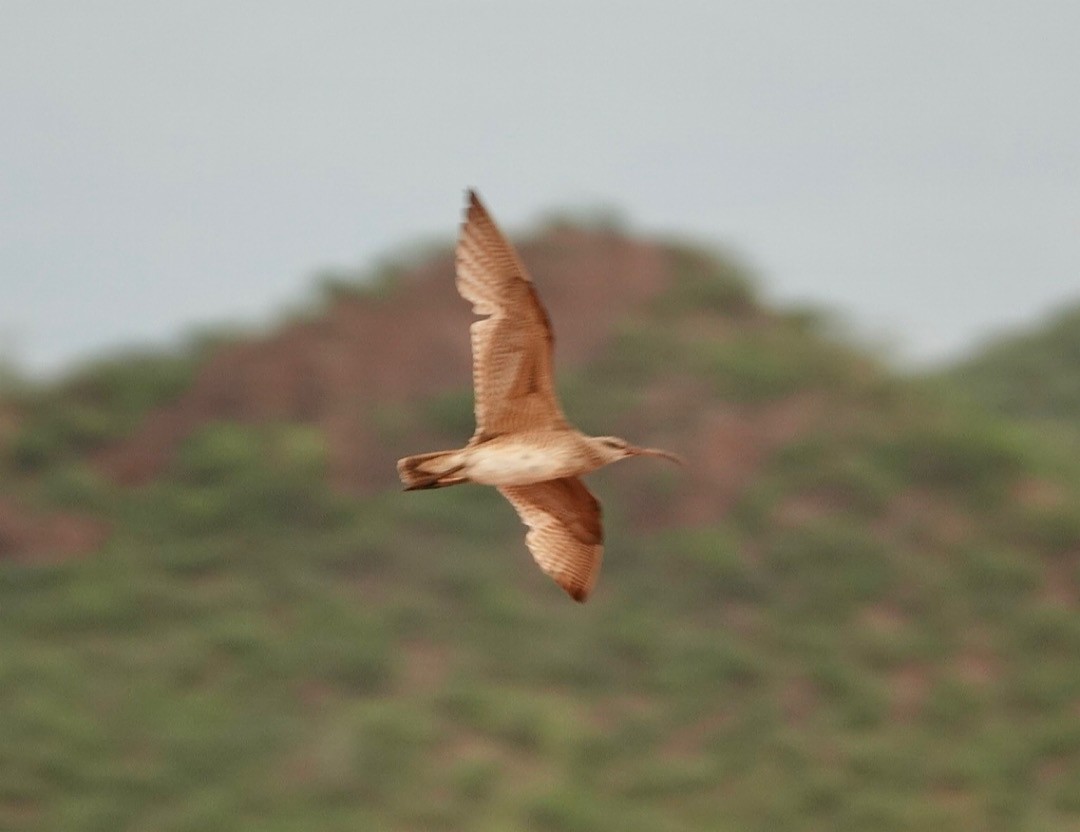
[499,477,604,602]
[456,191,567,439]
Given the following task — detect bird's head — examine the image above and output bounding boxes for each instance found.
[591,436,684,466]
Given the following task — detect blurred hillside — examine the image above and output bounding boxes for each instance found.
[948,302,1080,426]
[1,224,1079,831]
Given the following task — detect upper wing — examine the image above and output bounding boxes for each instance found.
[456,190,568,440]
[498,477,604,602]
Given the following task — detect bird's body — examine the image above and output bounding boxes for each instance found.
[424,431,603,487]
[398,191,681,602]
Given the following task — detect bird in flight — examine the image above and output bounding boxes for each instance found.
[398,191,682,602]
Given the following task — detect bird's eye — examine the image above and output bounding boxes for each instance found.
[602,439,623,449]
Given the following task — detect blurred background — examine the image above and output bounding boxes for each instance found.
[2,3,1080,830]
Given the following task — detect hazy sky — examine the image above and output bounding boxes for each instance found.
[3,2,1078,375]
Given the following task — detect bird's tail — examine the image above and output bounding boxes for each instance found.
[397,450,467,490]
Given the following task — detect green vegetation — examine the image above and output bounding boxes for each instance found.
[2,240,1079,830]
[948,301,1080,424]
[4,351,197,474]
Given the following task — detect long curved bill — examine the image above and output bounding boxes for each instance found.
[631,446,685,466]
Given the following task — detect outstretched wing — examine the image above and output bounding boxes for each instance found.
[499,477,604,602]
[456,190,568,440]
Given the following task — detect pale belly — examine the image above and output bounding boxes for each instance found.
[464,438,586,486]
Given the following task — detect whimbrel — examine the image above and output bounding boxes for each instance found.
[398,191,682,602]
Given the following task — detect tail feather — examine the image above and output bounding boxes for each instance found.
[397,450,466,490]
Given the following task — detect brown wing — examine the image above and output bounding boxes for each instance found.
[499,477,604,602]
[456,190,568,440]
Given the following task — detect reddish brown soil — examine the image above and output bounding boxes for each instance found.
[0,496,109,562]
[676,393,826,525]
